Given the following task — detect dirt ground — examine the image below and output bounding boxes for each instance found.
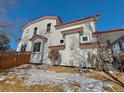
[0,64,124,92]
[0,77,63,92]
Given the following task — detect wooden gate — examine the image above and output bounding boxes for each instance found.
[0,52,31,69]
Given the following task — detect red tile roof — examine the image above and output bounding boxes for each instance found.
[22,14,100,31]
[55,14,100,28]
[93,28,124,35]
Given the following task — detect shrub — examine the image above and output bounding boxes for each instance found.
[48,49,61,66]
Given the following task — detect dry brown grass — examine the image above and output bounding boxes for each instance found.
[0,64,124,92]
[88,70,124,92]
[40,64,76,73]
[44,65,124,92]
[0,76,63,92]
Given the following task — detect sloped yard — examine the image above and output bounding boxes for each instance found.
[0,64,124,92]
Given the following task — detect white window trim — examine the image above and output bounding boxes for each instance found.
[80,34,90,43]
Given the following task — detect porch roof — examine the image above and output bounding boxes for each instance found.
[29,34,48,42]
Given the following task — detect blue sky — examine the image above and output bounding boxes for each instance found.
[4,0,124,49]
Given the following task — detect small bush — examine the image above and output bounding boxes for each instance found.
[48,49,61,66]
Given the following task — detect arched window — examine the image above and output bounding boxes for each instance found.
[33,27,38,35]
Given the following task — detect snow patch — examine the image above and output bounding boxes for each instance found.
[0,73,7,81]
[0,76,6,81]
[8,64,110,92]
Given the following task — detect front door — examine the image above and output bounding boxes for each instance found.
[30,41,44,64]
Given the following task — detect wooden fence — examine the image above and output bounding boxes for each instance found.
[0,52,31,69]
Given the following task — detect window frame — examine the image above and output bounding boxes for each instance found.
[32,42,41,52]
[60,39,64,44]
[80,34,90,43]
[46,23,51,32]
[33,27,38,35]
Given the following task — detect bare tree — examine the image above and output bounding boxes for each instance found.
[0,32,10,51]
[0,0,21,39]
[0,0,17,50]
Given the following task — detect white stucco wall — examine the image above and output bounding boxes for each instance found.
[59,33,97,67]
[17,18,96,51]
[16,42,22,52]
[17,16,97,66]
[48,21,96,47]
[17,19,57,51]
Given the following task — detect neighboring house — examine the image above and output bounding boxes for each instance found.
[93,28,124,53]
[17,14,124,67]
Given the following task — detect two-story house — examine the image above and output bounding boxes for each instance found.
[16,14,109,67]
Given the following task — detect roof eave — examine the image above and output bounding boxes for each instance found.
[55,14,100,29]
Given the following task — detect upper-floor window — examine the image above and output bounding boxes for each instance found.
[80,35,89,43]
[33,42,41,52]
[33,27,38,35]
[47,23,51,32]
[21,44,26,52]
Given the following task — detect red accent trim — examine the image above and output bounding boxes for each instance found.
[48,45,65,49]
[55,14,100,27]
[93,28,124,35]
[99,42,108,47]
[80,41,108,48]
[61,27,83,34]
[80,42,95,46]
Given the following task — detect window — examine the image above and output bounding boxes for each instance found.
[21,44,26,52]
[33,27,37,35]
[60,39,64,43]
[47,23,51,32]
[33,42,41,52]
[118,41,123,51]
[82,36,88,41]
[80,35,89,42]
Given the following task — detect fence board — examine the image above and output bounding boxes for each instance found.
[0,52,31,69]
